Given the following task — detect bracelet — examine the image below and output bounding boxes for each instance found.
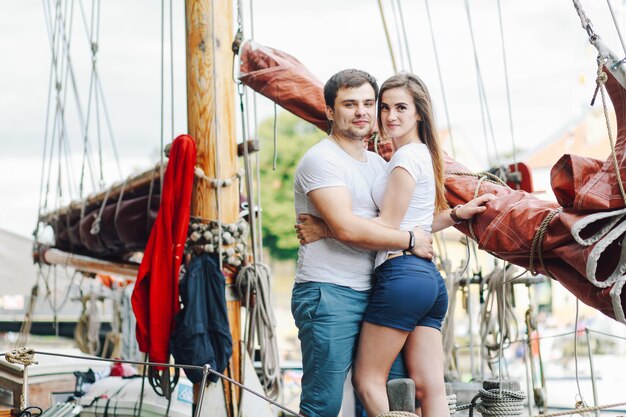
[406,230,415,252]
[450,205,463,224]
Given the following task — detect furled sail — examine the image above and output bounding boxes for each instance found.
[239,41,626,323]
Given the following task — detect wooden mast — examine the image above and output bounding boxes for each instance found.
[185,0,242,415]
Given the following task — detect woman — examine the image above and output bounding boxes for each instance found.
[296,73,494,417]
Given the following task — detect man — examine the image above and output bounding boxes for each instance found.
[292,69,433,417]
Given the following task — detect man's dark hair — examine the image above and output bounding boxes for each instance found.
[323,69,379,109]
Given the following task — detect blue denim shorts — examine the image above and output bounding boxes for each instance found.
[364,255,448,332]
[291,281,406,417]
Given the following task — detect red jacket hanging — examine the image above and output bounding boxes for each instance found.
[131,134,196,366]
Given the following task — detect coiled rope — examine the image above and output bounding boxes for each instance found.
[457,388,526,417]
[480,267,519,372]
[5,348,38,411]
[448,393,458,416]
[74,293,101,355]
[5,348,38,367]
[236,262,282,400]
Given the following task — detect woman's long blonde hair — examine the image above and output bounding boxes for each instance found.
[377,73,447,212]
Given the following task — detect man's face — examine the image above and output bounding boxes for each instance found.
[325,84,376,141]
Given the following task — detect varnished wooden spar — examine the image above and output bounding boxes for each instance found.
[39,247,139,278]
[186,0,241,415]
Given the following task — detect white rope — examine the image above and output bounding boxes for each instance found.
[236,263,282,400]
[573,300,591,411]
[390,0,407,72]
[463,0,500,167]
[479,267,519,376]
[470,388,527,416]
[74,288,102,356]
[496,0,518,170]
[394,0,413,73]
[442,270,461,379]
[572,0,595,38]
[606,0,626,58]
[377,0,398,73]
[160,0,165,197]
[424,0,456,158]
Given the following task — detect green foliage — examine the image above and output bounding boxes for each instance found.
[257,112,326,260]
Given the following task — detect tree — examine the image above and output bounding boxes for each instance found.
[256,111,325,260]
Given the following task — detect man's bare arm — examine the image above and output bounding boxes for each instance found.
[307,186,432,257]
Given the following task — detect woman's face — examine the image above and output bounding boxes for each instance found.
[379,87,420,140]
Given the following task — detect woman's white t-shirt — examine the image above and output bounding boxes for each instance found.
[371,142,435,267]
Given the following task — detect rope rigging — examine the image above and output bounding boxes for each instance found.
[37,0,123,239]
[424,0,457,158]
[463,0,500,168]
[231,0,282,404]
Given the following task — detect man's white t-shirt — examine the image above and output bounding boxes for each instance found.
[294,138,387,291]
[371,142,435,267]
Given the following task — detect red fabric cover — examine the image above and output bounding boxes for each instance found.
[239,43,626,323]
[131,135,197,366]
[550,68,626,211]
[240,41,328,132]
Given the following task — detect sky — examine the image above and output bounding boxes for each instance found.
[0,0,625,238]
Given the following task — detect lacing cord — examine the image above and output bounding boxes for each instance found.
[594,61,626,205]
[446,170,508,242]
[447,169,566,280]
[236,263,282,400]
[528,208,562,278]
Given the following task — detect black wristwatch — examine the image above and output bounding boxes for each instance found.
[450,205,463,224]
[406,230,415,252]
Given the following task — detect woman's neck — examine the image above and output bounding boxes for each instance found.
[391,130,422,151]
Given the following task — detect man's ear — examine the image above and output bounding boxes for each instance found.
[325,106,334,122]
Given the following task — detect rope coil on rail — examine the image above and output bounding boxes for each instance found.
[456,387,526,417]
[5,348,38,367]
[448,393,458,416]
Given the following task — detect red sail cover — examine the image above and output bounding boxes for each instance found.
[131,135,197,366]
[240,41,328,132]
[239,42,626,323]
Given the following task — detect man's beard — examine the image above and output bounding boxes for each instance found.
[333,124,371,141]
